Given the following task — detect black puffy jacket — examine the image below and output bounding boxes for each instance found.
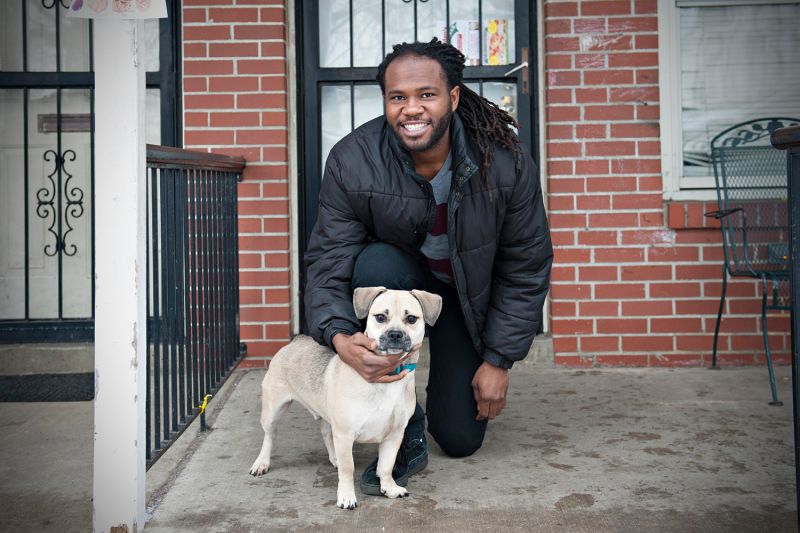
[304,113,553,369]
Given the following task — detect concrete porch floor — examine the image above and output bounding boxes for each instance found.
[1,361,797,532]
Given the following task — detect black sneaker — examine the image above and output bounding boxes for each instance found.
[359,434,428,496]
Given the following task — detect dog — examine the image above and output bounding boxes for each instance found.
[249,286,442,509]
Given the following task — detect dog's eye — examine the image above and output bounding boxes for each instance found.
[406,315,418,324]
[374,314,386,323]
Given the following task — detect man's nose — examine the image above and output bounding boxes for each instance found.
[403,98,422,115]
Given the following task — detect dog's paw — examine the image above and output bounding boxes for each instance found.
[336,488,358,511]
[336,491,358,510]
[249,460,270,476]
[380,483,408,499]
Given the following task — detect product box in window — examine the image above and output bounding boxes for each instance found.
[485,19,509,66]
[444,20,480,66]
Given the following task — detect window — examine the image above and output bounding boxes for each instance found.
[659,0,800,199]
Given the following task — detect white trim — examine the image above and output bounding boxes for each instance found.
[658,0,684,201]
[664,188,718,202]
[287,0,301,336]
[93,18,147,532]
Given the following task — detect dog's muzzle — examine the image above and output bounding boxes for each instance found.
[377,329,413,354]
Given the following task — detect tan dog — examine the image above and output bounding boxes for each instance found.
[249,287,442,509]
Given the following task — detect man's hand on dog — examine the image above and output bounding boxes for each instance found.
[332,332,416,383]
[471,362,509,421]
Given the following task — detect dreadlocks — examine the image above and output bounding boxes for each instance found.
[377,37,523,186]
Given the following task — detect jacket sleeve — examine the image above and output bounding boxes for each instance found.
[481,150,553,369]
[304,151,368,348]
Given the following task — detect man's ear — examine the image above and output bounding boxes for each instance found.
[450,85,460,112]
[353,286,387,319]
[411,290,443,326]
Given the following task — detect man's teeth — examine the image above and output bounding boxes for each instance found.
[404,123,426,132]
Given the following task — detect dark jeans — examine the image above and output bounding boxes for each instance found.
[352,242,487,458]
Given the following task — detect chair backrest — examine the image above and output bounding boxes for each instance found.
[710,118,799,277]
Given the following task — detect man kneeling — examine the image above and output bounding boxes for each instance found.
[304,38,553,495]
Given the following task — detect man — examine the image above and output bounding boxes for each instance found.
[304,38,553,495]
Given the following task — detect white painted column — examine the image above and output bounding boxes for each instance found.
[93,19,147,533]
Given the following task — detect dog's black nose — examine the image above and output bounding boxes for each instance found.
[386,330,403,342]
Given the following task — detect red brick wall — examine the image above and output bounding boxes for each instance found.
[543,0,790,367]
[183,0,290,366]
[178,0,789,368]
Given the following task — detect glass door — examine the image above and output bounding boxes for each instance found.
[0,0,181,342]
[298,0,537,309]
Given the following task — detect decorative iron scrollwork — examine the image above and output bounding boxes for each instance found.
[61,150,82,257]
[36,149,84,257]
[37,151,59,257]
[721,118,800,147]
[42,0,72,9]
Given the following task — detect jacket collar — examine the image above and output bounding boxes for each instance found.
[384,112,480,183]
[450,112,480,183]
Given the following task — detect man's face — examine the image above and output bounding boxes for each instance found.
[383,55,460,153]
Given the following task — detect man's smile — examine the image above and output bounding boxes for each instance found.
[400,121,431,137]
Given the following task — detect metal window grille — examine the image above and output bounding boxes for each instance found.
[0,0,182,342]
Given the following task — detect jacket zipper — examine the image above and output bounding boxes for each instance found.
[448,163,482,352]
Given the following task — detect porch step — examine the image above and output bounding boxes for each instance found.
[0,343,94,375]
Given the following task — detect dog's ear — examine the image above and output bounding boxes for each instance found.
[411,290,443,326]
[353,286,388,319]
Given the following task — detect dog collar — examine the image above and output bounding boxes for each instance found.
[387,363,417,376]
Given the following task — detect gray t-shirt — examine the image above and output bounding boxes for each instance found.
[420,152,454,285]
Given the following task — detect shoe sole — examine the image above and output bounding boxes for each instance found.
[359,455,428,496]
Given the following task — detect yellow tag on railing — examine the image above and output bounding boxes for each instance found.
[199,394,213,415]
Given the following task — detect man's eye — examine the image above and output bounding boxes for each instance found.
[421,93,434,98]
[374,314,386,323]
[406,315,418,324]
[390,95,404,102]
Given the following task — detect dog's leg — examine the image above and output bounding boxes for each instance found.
[377,428,409,498]
[249,377,292,476]
[320,420,337,468]
[332,431,358,509]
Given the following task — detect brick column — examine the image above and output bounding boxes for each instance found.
[183,0,290,365]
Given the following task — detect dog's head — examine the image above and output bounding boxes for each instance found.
[353,287,443,354]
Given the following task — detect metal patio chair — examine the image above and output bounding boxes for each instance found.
[705,117,799,405]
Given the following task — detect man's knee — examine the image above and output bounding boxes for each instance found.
[428,424,485,458]
[353,242,426,290]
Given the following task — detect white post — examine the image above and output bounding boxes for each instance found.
[92,18,147,533]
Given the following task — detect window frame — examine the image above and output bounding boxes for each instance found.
[658,0,799,201]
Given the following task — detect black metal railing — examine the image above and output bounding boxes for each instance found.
[145,144,246,467]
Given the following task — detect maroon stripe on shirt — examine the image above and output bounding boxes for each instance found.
[429,203,448,236]
[427,257,454,278]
